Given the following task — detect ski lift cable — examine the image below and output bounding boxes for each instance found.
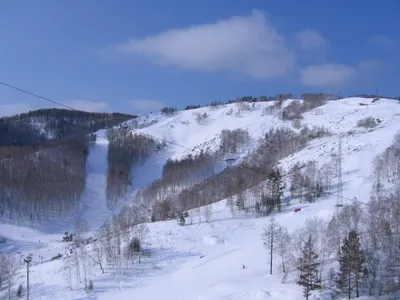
[0,80,193,150]
[0,81,78,111]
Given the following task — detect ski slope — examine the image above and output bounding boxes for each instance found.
[1,97,400,300]
[128,101,284,159]
[77,129,110,234]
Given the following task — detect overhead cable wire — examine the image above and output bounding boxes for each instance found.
[0,81,78,111]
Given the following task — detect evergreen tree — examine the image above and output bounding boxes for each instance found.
[263,179,276,214]
[16,283,23,298]
[179,214,186,226]
[87,280,94,293]
[297,235,321,300]
[338,230,365,299]
[261,190,273,215]
[270,169,284,211]
[266,195,274,214]
[255,201,261,217]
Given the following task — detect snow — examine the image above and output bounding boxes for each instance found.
[77,129,110,233]
[129,102,280,159]
[1,97,400,299]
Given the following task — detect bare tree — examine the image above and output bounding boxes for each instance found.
[62,254,74,290]
[71,245,81,289]
[203,204,213,223]
[226,195,236,218]
[87,240,105,274]
[0,252,18,300]
[74,218,89,242]
[132,224,149,263]
[262,215,281,275]
[235,191,246,216]
[275,226,291,275]
[194,112,209,124]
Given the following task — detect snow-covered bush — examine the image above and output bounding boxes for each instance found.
[219,128,250,154]
[292,119,302,129]
[236,101,252,112]
[87,280,93,293]
[282,101,303,120]
[357,116,377,128]
[194,112,209,124]
[128,237,141,254]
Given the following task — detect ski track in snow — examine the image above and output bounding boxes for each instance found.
[1,97,400,300]
[78,129,110,234]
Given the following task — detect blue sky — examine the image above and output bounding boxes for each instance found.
[0,0,399,116]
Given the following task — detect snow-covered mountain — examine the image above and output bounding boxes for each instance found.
[1,97,400,300]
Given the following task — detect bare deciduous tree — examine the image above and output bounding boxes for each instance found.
[262,215,281,275]
[0,252,18,299]
[275,226,291,275]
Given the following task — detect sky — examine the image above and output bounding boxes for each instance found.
[0,0,399,116]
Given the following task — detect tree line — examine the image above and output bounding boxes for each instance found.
[0,136,89,222]
[144,122,331,222]
[0,108,135,146]
[106,128,163,206]
[164,93,345,114]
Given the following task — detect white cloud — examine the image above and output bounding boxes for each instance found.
[127,99,166,115]
[295,29,327,50]
[300,64,358,87]
[111,10,295,79]
[62,100,111,112]
[358,59,388,72]
[0,102,35,117]
[108,11,392,87]
[369,35,399,51]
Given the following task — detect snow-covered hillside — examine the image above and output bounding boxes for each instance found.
[127,101,283,159]
[1,97,400,300]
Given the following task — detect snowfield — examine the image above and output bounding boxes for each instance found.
[1,97,400,300]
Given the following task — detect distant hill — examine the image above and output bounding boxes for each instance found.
[0,108,136,146]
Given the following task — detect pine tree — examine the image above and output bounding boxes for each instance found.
[16,283,23,298]
[297,235,321,300]
[255,201,261,217]
[338,230,365,299]
[269,169,284,212]
[179,214,186,226]
[266,195,274,214]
